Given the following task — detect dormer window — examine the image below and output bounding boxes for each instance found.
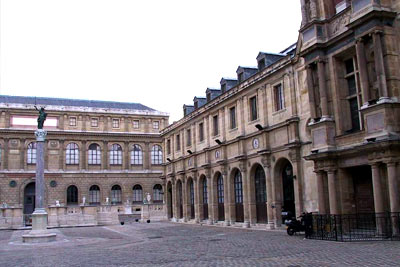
[238,72,244,83]
[206,92,211,102]
[194,101,198,109]
[221,84,226,93]
[258,59,265,71]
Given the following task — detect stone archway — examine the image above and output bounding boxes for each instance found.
[23,182,35,226]
[275,158,296,222]
[167,181,173,219]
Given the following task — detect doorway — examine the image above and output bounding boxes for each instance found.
[23,182,35,226]
[351,166,374,213]
[255,165,267,223]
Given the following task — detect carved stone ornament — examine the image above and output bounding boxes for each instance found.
[35,129,47,142]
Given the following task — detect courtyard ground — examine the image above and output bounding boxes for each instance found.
[0,221,399,266]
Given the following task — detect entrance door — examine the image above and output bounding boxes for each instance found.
[255,166,267,223]
[24,182,35,226]
[217,174,225,221]
[168,186,173,219]
[203,179,208,220]
[189,180,195,219]
[234,171,244,222]
[282,163,295,221]
[352,166,374,213]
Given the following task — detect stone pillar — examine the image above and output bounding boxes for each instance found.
[171,181,178,222]
[306,65,317,120]
[81,141,87,170]
[227,174,236,225]
[241,169,250,228]
[19,138,26,170]
[387,162,400,212]
[317,59,329,118]
[327,170,339,215]
[103,141,108,170]
[372,31,389,100]
[316,171,327,214]
[182,179,188,222]
[223,173,230,226]
[207,176,215,225]
[22,130,56,243]
[265,164,274,229]
[194,178,200,223]
[123,141,129,170]
[3,138,8,170]
[371,163,385,213]
[387,162,400,236]
[355,38,370,105]
[59,140,64,170]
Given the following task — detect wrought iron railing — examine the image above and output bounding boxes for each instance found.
[307,212,400,242]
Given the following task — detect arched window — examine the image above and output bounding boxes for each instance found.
[110,144,122,165]
[67,185,78,205]
[153,184,163,203]
[203,178,208,204]
[217,174,224,204]
[131,145,143,165]
[27,142,37,164]
[151,145,162,165]
[111,185,122,204]
[234,170,243,204]
[66,143,79,165]
[89,185,100,204]
[132,185,143,203]
[88,143,101,165]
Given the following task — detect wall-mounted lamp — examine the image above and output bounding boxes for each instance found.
[167,158,172,162]
[187,150,193,155]
[255,124,263,131]
[215,139,222,145]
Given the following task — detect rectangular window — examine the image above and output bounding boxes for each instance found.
[176,134,181,151]
[186,129,192,146]
[91,118,98,127]
[167,139,171,155]
[345,58,361,131]
[230,106,236,129]
[69,117,77,126]
[249,96,258,121]
[213,115,219,136]
[199,122,204,142]
[238,72,243,83]
[274,84,285,111]
[112,119,120,128]
[153,121,159,129]
[133,120,140,129]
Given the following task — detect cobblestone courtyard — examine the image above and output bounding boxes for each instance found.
[0,222,399,266]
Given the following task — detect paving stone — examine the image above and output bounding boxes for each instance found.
[0,222,399,267]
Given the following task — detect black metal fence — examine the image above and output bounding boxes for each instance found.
[307,212,400,242]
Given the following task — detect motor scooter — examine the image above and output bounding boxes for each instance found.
[285,212,312,236]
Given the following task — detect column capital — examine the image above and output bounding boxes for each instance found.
[372,30,384,36]
[355,37,364,44]
[326,169,337,175]
[370,162,381,168]
[317,58,327,64]
[385,161,398,168]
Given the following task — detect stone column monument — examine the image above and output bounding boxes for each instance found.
[22,106,56,243]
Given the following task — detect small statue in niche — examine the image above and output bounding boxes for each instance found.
[34,105,47,129]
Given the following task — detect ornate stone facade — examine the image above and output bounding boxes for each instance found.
[161,0,400,229]
[0,96,168,227]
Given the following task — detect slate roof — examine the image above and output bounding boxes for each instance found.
[0,95,156,111]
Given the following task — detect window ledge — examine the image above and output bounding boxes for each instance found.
[272,108,287,116]
[248,119,260,125]
[228,127,238,133]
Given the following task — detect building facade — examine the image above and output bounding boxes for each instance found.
[0,96,168,226]
[161,0,400,229]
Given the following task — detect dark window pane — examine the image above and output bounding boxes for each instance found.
[345,59,354,74]
[349,97,360,131]
[347,76,357,95]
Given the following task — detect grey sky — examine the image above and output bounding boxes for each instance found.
[0,0,301,122]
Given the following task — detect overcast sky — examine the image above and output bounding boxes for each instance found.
[0,0,301,123]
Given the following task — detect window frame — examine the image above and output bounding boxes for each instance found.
[131,144,143,165]
[88,143,101,165]
[111,185,122,204]
[176,134,181,151]
[132,120,140,129]
[89,185,100,205]
[67,185,79,205]
[274,83,285,111]
[69,116,77,127]
[27,142,37,164]
[66,142,80,165]
[249,96,258,121]
[151,145,163,165]
[153,184,163,203]
[132,184,143,203]
[199,122,204,142]
[91,118,99,128]
[109,144,123,165]
[153,121,160,129]
[213,115,219,136]
[112,118,120,129]
[186,128,192,147]
[229,106,237,129]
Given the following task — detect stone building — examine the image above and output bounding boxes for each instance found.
[161,0,400,229]
[0,95,168,226]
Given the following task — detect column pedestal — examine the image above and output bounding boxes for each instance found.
[22,130,56,243]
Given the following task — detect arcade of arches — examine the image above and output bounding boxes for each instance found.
[165,159,298,228]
